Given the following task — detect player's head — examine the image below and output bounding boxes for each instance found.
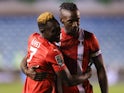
[59,2,80,37]
[37,12,61,42]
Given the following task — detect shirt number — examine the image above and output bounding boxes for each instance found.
[27,46,37,62]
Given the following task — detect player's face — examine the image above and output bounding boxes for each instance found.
[60,9,80,37]
[45,20,61,43]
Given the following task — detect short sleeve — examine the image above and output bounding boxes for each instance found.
[90,34,101,57]
[46,49,66,72]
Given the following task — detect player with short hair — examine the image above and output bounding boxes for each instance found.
[59,2,108,93]
[22,12,92,93]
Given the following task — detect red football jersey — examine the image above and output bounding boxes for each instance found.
[23,33,66,93]
[59,28,101,93]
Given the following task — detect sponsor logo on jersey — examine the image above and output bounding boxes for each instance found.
[55,55,64,66]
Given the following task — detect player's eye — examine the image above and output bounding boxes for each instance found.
[52,27,60,35]
[67,20,73,24]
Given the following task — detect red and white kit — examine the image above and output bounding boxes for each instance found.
[59,28,101,93]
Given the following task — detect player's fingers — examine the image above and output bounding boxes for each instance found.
[34,76,45,81]
[36,73,47,79]
[31,65,40,70]
[34,72,48,81]
[88,62,93,67]
[34,78,43,81]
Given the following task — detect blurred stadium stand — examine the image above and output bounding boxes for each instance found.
[0,0,124,84]
[0,0,124,16]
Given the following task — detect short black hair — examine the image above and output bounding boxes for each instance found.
[60,2,78,11]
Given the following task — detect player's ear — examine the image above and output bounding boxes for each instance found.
[59,14,63,23]
[40,28,45,33]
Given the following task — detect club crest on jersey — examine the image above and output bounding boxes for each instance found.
[55,55,64,66]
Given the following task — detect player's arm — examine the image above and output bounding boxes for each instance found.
[90,33,108,93]
[50,52,92,87]
[55,66,92,87]
[20,56,47,81]
[92,54,108,93]
[56,75,63,93]
[20,56,28,75]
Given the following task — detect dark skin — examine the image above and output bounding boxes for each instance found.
[60,9,80,37]
[20,56,48,80]
[41,21,61,43]
[21,18,92,93]
[21,56,91,93]
[21,56,92,85]
[20,10,81,81]
[60,9,108,93]
[21,9,108,93]
[21,20,61,80]
[92,55,108,93]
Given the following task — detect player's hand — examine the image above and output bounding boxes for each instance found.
[85,67,92,78]
[84,62,93,78]
[26,65,47,81]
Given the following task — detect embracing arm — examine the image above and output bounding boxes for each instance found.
[92,54,108,93]
[55,67,92,87]
[20,56,28,75]
[20,56,47,81]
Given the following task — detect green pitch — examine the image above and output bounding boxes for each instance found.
[0,82,124,93]
[0,82,23,93]
[93,83,124,93]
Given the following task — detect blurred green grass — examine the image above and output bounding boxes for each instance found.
[93,83,124,93]
[0,82,23,93]
[0,82,124,93]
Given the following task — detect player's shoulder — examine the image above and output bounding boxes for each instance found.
[83,30,95,39]
[84,30,94,36]
[28,32,40,41]
[48,44,61,56]
[30,32,40,37]
[28,32,39,39]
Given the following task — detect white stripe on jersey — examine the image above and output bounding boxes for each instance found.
[77,29,85,93]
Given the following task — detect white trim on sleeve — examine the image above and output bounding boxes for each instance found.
[91,50,102,57]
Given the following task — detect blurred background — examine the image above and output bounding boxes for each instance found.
[0,0,124,93]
